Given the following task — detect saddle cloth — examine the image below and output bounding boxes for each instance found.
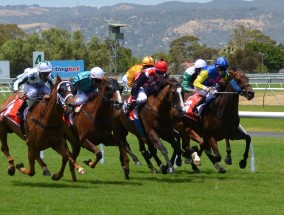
[184,93,203,121]
[0,97,25,126]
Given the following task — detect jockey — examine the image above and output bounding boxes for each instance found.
[125,56,155,88]
[13,61,54,119]
[181,59,207,94]
[125,59,168,116]
[192,57,229,116]
[72,66,105,106]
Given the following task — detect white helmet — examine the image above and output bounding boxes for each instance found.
[90,67,105,79]
[194,59,207,69]
[37,61,53,73]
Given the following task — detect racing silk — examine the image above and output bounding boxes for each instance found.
[131,67,159,99]
[126,64,144,88]
[13,67,54,91]
[193,65,227,90]
[181,66,197,93]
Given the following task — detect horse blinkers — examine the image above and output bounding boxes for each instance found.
[231,73,255,101]
[57,81,76,113]
[105,79,124,110]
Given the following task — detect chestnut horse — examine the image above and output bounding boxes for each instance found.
[63,78,131,179]
[14,75,85,181]
[177,69,254,173]
[112,78,184,174]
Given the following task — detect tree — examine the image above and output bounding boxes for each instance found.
[228,25,284,72]
[0,38,31,77]
[86,37,110,71]
[0,24,26,46]
[169,36,219,74]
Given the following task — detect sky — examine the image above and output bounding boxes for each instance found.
[0,0,212,8]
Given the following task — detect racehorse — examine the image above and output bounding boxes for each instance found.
[63,78,131,179]
[178,69,254,173]
[13,75,85,181]
[112,78,185,174]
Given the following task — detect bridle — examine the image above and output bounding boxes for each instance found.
[57,81,76,112]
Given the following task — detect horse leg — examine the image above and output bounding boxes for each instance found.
[16,145,36,176]
[0,131,15,176]
[68,139,86,181]
[207,136,221,162]
[148,130,174,174]
[82,139,102,169]
[115,136,130,180]
[239,134,251,169]
[51,139,85,182]
[224,138,232,165]
[35,156,51,176]
[202,141,226,173]
[140,139,159,174]
[171,129,182,167]
[124,138,142,166]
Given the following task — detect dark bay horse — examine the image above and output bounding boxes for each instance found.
[178,69,254,173]
[112,78,184,174]
[63,78,131,179]
[14,75,85,181]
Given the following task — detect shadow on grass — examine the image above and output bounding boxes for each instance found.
[11,179,143,188]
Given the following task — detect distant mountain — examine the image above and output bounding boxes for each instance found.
[0,0,283,57]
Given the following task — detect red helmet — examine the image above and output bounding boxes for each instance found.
[154,60,168,72]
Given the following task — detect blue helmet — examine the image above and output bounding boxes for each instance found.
[215,57,229,69]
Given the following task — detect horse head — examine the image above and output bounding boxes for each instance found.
[55,75,76,113]
[163,77,185,118]
[101,77,123,110]
[228,69,254,100]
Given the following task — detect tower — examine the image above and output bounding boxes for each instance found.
[107,23,127,74]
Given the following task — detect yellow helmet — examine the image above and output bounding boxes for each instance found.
[142,56,155,66]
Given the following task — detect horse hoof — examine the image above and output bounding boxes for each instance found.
[167,167,175,173]
[52,174,61,181]
[16,163,24,170]
[78,167,86,175]
[160,164,167,175]
[43,170,51,176]
[7,167,15,176]
[239,160,247,169]
[83,159,92,166]
[225,157,232,165]
[175,159,182,167]
[123,167,130,180]
[218,168,226,173]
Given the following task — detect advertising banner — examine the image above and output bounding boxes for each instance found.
[51,60,84,78]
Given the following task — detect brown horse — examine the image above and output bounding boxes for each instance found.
[176,69,254,173]
[112,78,184,174]
[64,78,131,179]
[14,75,85,181]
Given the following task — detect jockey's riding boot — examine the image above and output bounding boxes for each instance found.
[195,103,205,117]
[125,100,137,116]
[17,100,28,120]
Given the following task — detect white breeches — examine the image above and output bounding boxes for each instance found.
[136,87,147,105]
